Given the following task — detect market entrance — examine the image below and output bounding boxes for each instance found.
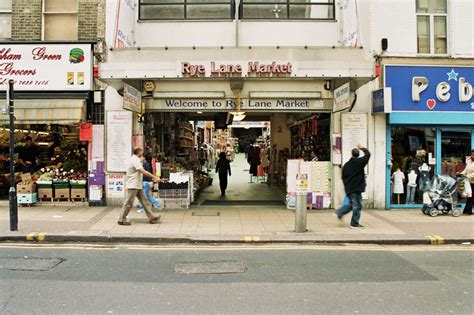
[142,110,332,209]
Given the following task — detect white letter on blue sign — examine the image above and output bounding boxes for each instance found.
[436,82,450,102]
[412,77,428,101]
[459,77,473,102]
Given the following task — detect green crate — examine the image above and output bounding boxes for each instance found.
[37,184,53,189]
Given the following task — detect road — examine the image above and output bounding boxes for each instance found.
[0,244,472,314]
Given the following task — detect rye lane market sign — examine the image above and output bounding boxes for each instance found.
[0,44,92,91]
[150,98,331,112]
[181,61,293,77]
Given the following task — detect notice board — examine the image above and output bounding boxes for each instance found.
[106,111,132,172]
[341,113,368,166]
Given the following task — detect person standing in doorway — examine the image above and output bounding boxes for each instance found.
[459,150,474,215]
[216,152,231,195]
[18,136,39,174]
[118,147,161,226]
[336,144,371,228]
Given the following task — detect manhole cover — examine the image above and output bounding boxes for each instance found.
[175,261,247,274]
[192,211,220,216]
[0,257,64,271]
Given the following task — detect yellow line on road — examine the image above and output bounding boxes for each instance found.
[26,232,37,241]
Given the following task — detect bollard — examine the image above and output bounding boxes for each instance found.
[295,193,307,233]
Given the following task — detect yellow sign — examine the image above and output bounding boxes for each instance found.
[144,81,156,92]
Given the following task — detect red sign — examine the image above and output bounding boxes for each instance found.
[80,123,93,141]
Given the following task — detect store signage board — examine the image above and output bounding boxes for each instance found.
[181,61,293,78]
[148,98,332,112]
[385,65,474,112]
[106,111,132,172]
[0,44,92,91]
[341,113,368,166]
[123,83,142,113]
[372,87,392,114]
[333,82,351,112]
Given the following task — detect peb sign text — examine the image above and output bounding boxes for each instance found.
[385,65,474,112]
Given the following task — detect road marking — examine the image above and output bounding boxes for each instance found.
[433,235,445,245]
[252,236,261,242]
[37,233,46,241]
[26,232,37,241]
[244,236,252,242]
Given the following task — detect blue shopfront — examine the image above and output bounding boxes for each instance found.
[383,65,474,209]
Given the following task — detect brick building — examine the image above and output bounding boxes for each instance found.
[1,0,104,41]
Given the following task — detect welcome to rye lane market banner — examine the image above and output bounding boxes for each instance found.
[147,99,332,112]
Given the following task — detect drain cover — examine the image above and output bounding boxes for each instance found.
[0,257,64,271]
[175,261,247,274]
[192,211,220,216]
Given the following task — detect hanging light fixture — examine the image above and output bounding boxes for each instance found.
[230,88,246,121]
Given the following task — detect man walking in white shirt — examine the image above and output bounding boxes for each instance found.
[118,147,161,226]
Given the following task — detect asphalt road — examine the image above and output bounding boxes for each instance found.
[0,244,472,315]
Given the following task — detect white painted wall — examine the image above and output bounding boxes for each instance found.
[360,0,474,57]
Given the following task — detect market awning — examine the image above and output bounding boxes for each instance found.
[0,99,86,125]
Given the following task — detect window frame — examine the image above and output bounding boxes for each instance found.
[42,0,79,40]
[0,1,12,41]
[416,0,449,55]
[139,0,236,21]
[239,0,336,21]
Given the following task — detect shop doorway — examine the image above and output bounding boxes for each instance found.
[143,111,332,208]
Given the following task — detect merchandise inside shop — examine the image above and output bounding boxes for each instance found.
[0,124,89,205]
[142,111,332,209]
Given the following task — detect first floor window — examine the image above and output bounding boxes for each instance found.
[416,0,447,54]
[139,0,234,20]
[43,0,78,40]
[0,0,12,41]
[241,0,335,20]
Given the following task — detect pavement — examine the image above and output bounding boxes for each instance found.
[0,205,473,245]
[0,244,472,314]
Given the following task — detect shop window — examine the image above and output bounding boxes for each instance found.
[0,0,12,41]
[416,0,447,54]
[240,0,335,20]
[43,0,78,40]
[139,0,234,20]
[290,114,330,161]
[390,127,436,205]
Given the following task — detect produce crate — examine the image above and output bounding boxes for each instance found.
[38,188,53,200]
[18,193,38,204]
[54,188,70,199]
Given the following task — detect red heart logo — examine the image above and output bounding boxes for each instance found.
[426,99,436,110]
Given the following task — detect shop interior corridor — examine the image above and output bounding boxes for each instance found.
[196,153,285,206]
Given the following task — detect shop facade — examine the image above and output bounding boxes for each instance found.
[382,63,474,209]
[0,42,102,205]
[99,47,375,207]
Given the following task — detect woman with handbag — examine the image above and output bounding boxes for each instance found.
[460,150,474,215]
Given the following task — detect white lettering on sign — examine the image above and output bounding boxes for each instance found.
[181,61,292,78]
[412,76,473,103]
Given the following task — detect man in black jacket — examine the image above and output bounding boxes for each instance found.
[337,144,371,228]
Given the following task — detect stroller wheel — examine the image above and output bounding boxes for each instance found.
[452,208,461,217]
[442,209,450,214]
[429,208,438,217]
[422,205,429,215]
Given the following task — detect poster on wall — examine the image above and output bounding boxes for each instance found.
[0,43,92,91]
[106,111,132,172]
[112,0,135,48]
[107,174,125,197]
[341,113,368,165]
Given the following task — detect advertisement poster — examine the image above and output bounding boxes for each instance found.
[107,174,125,197]
[112,0,135,48]
[341,113,368,165]
[0,43,92,91]
[106,111,132,172]
[340,0,359,47]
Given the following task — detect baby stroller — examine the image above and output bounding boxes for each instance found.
[421,174,462,217]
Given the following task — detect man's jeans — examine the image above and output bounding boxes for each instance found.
[336,193,363,227]
[139,182,160,211]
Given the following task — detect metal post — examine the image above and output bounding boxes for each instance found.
[295,193,307,232]
[8,80,18,231]
[295,171,308,233]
